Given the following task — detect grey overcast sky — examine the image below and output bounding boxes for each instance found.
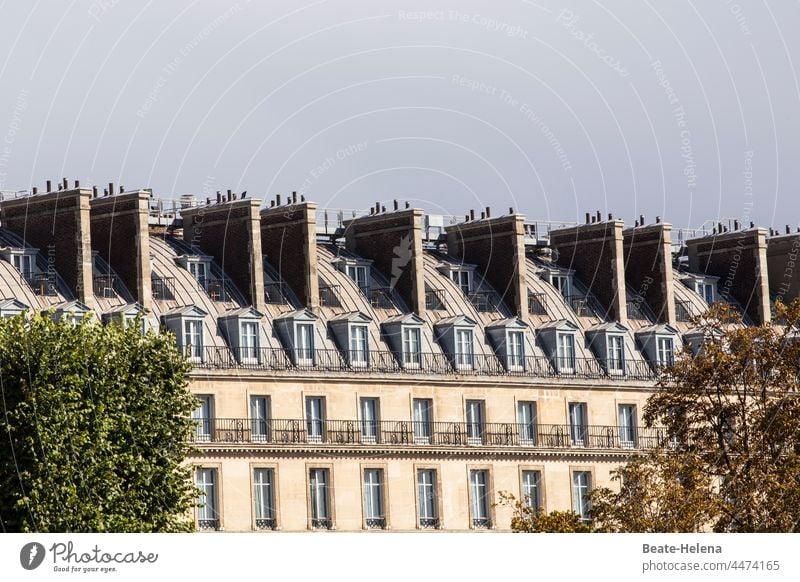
[0,0,797,230]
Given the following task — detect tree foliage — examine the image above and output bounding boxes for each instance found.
[0,313,197,532]
[499,492,593,532]
[591,300,800,532]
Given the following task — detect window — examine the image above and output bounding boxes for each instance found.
[240,321,259,362]
[455,329,474,368]
[12,253,33,277]
[412,398,433,443]
[657,337,674,367]
[451,270,471,294]
[193,395,213,442]
[184,319,204,360]
[572,471,592,522]
[250,396,270,442]
[402,327,422,367]
[469,470,491,528]
[360,398,379,443]
[466,400,485,444]
[346,265,369,294]
[296,323,315,365]
[196,468,219,530]
[551,274,570,297]
[618,404,637,447]
[517,401,537,445]
[306,397,325,443]
[557,333,575,372]
[349,324,368,366]
[363,469,385,529]
[188,261,208,286]
[569,402,587,446]
[253,468,275,530]
[309,469,332,529]
[697,282,715,304]
[607,335,624,373]
[417,469,439,528]
[521,470,542,513]
[507,330,525,370]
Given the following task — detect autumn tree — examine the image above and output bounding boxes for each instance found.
[499,492,593,532]
[0,312,197,532]
[591,301,800,532]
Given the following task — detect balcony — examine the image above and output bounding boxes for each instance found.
[194,347,659,381]
[675,299,696,322]
[255,518,276,530]
[419,517,440,529]
[190,418,670,451]
[319,284,341,308]
[197,519,219,530]
[368,287,394,309]
[198,276,234,302]
[564,294,603,318]
[93,274,124,299]
[264,282,289,305]
[21,272,58,296]
[467,290,500,312]
[527,292,548,316]
[151,276,176,301]
[425,288,446,311]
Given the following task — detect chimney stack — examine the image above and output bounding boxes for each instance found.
[623,221,676,324]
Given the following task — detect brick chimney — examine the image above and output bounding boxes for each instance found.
[343,207,426,316]
[623,222,676,324]
[183,197,266,312]
[767,232,800,304]
[260,200,319,312]
[90,190,153,311]
[0,188,94,307]
[685,228,770,324]
[445,213,527,316]
[549,219,628,324]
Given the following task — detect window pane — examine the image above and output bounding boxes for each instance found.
[363,469,384,525]
[466,400,484,442]
[517,402,536,444]
[469,470,489,527]
[417,469,438,527]
[573,471,592,521]
[521,470,541,512]
[413,399,432,441]
[402,327,421,365]
[196,468,218,527]
[306,397,324,441]
[360,398,378,441]
[310,469,330,525]
[253,468,274,523]
[250,396,269,441]
[569,403,587,446]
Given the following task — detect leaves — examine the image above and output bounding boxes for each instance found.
[0,312,196,532]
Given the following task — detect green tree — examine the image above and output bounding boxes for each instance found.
[591,301,800,532]
[499,492,594,532]
[0,312,197,532]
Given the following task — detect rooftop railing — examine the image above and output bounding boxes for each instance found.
[93,274,124,299]
[675,299,697,322]
[319,284,341,308]
[264,282,290,305]
[564,294,604,318]
[151,276,176,301]
[467,290,501,312]
[368,287,395,310]
[527,292,548,316]
[425,288,446,310]
[190,418,670,450]
[21,272,58,296]
[193,346,659,381]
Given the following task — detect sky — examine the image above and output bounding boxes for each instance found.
[0,0,798,232]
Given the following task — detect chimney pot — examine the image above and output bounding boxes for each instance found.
[217,191,222,203]
[46,180,52,192]
[469,209,475,221]
[62,178,68,189]
[270,200,275,207]
[787,225,791,234]
[104,188,109,197]
[393,199,398,211]
[119,185,124,193]
[32,186,38,195]
[465,214,469,222]
[276,194,282,205]
[109,182,114,196]
[640,214,644,225]
[656,216,661,223]
[74,180,79,188]
[509,207,514,214]
[381,205,386,213]
[370,207,374,215]
[480,211,485,219]
[206,197,211,205]
[596,210,601,222]
[300,194,305,202]
[485,206,491,218]
[92,186,98,198]
[405,201,410,208]
[608,213,613,220]
[585,212,590,224]
[591,216,596,223]
[292,191,297,203]
[750,221,755,228]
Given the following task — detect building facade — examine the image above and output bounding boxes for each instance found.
[0,184,785,532]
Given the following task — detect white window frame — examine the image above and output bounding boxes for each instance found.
[305,396,325,443]
[455,328,474,369]
[569,402,588,447]
[360,398,379,443]
[240,321,260,363]
[469,469,491,528]
[250,396,270,442]
[348,324,369,366]
[183,318,204,361]
[551,274,571,297]
[193,395,213,442]
[517,401,537,445]
[253,468,275,528]
[11,252,34,278]
[556,332,576,373]
[188,260,210,288]
[572,471,592,523]
[451,269,472,295]
[417,469,439,529]
[402,326,422,368]
[507,330,525,370]
[521,470,542,513]
[295,322,315,366]
[618,404,637,448]
[412,398,433,444]
[657,336,674,367]
[466,400,485,445]
[346,264,369,294]
[309,468,331,528]
[607,334,625,374]
[362,469,385,528]
[196,468,219,529]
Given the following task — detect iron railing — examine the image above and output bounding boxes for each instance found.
[311,518,333,530]
[425,288,446,310]
[564,294,604,318]
[197,519,219,530]
[192,346,659,381]
[198,276,234,302]
[527,292,548,316]
[419,517,440,529]
[467,290,501,312]
[93,274,123,299]
[626,297,652,321]
[319,284,341,307]
[264,282,290,305]
[190,418,671,450]
[675,299,696,322]
[255,518,276,530]
[21,272,58,296]
[151,276,176,301]
[369,287,394,309]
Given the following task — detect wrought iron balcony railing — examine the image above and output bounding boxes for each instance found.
[319,284,341,307]
[527,292,548,316]
[193,346,659,381]
[21,272,58,296]
[425,288,446,310]
[467,290,501,312]
[564,294,604,318]
[255,517,276,530]
[151,276,176,301]
[368,287,395,309]
[675,299,696,322]
[264,282,290,305]
[93,274,124,299]
[190,418,671,451]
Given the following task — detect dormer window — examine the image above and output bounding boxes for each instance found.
[451,270,472,295]
[274,309,318,367]
[381,313,425,369]
[434,315,477,371]
[537,319,579,374]
[607,335,625,373]
[635,324,678,370]
[218,307,263,364]
[50,300,92,326]
[349,324,369,365]
[102,303,146,333]
[176,254,213,287]
[696,282,714,304]
[189,260,209,284]
[1,248,38,279]
[540,268,573,298]
[328,312,372,367]
[486,318,528,371]
[402,327,421,367]
[296,323,315,365]
[162,305,208,362]
[0,299,28,319]
[682,275,718,305]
